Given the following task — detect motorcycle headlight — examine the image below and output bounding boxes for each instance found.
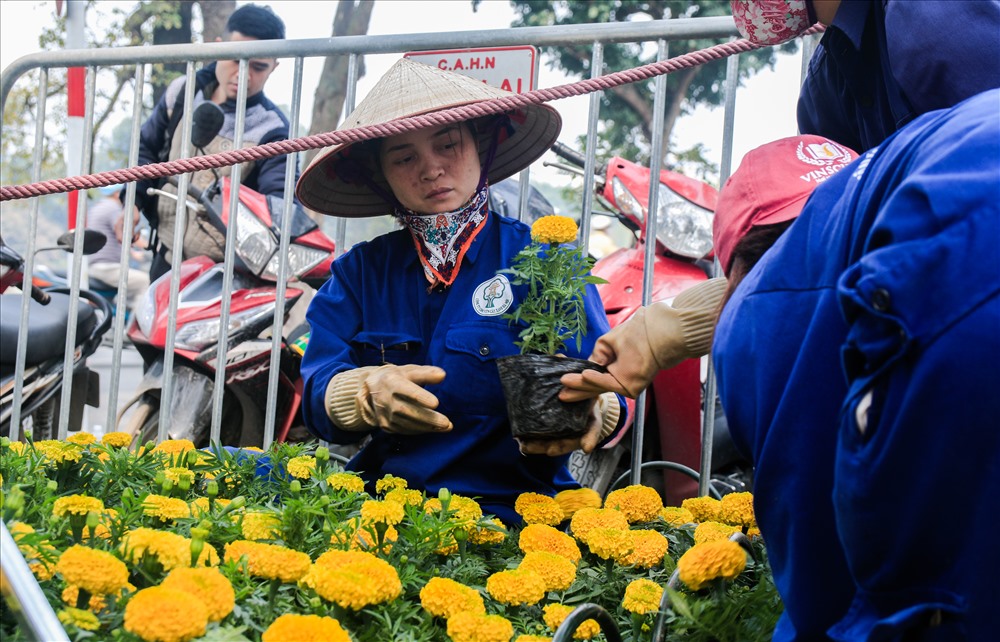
[174,302,277,352]
[611,176,645,223]
[235,202,277,275]
[135,273,166,338]
[261,244,329,281]
[654,183,714,259]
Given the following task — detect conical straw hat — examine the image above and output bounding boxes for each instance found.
[295,58,562,217]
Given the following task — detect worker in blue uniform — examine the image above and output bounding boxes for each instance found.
[714,89,1000,640]
[294,58,627,525]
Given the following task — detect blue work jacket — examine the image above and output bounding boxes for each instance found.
[716,89,1000,641]
[797,0,1000,152]
[301,211,625,524]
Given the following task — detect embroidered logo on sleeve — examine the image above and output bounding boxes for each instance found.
[472,274,513,316]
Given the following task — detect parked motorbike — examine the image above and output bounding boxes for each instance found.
[117,102,336,448]
[548,143,750,501]
[0,231,113,440]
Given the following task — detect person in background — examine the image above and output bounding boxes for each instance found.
[133,3,292,281]
[86,186,149,311]
[296,58,627,525]
[730,0,1000,152]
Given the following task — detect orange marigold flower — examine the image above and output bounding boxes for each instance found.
[52,494,104,517]
[142,494,190,521]
[419,576,486,619]
[326,471,366,494]
[717,491,756,528]
[519,551,577,591]
[543,603,600,640]
[469,518,507,546]
[531,215,579,244]
[604,485,662,523]
[300,549,402,610]
[124,586,208,642]
[659,506,695,527]
[57,607,101,631]
[693,521,741,545]
[447,611,514,642]
[569,507,629,543]
[61,585,108,611]
[747,526,762,539]
[56,545,129,596]
[161,567,235,622]
[66,432,97,446]
[361,499,405,526]
[225,540,311,583]
[677,539,748,591]
[121,527,218,571]
[515,492,565,526]
[241,511,281,541]
[681,496,721,523]
[262,614,351,642]
[375,474,408,494]
[101,431,133,448]
[554,488,602,519]
[622,578,663,615]
[518,524,581,564]
[585,527,633,563]
[151,439,196,456]
[486,568,547,606]
[622,528,669,569]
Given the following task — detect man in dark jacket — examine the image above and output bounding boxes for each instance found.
[134,4,293,281]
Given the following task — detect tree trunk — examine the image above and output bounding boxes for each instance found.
[305,0,375,167]
[198,0,236,43]
[151,1,194,106]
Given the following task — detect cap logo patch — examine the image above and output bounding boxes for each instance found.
[797,140,855,183]
[473,274,513,317]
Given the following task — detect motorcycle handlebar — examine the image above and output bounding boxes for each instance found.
[30,283,50,305]
[551,141,588,169]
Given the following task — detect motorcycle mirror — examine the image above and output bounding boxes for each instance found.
[190,102,225,150]
[56,230,107,255]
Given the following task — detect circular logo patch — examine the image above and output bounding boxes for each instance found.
[472,274,513,317]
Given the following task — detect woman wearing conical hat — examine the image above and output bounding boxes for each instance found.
[296,59,627,524]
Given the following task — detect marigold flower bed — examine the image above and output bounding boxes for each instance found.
[0,435,782,641]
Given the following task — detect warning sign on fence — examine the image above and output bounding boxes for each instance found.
[404,45,537,94]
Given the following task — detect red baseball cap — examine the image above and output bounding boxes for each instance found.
[713,135,858,275]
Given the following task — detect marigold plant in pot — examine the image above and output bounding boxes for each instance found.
[497,215,608,441]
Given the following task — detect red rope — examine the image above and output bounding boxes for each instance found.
[0,28,822,203]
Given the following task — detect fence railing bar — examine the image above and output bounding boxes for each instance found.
[579,42,604,255]
[332,53,361,259]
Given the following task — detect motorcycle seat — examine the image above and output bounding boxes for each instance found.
[0,292,96,372]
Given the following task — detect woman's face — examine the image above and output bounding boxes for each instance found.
[380,123,481,214]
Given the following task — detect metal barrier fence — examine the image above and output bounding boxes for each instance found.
[1,15,806,478]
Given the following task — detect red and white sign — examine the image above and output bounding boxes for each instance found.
[404,45,537,94]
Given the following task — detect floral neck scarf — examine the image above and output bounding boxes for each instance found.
[398,185,490,288]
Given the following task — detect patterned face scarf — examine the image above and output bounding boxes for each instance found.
[398,184,490,288]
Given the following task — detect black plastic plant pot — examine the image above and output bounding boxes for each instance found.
[496,354,605,441]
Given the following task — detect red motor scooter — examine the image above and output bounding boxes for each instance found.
[118,103,336,448]
[550,143,748,502]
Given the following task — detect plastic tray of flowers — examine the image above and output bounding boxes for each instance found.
[0,434,782,642]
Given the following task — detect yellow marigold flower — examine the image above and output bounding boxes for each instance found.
[326,471,366,494]
[681,496,721,523]
[717,491,756,529]
[124,586,208,642]
[519,551,577,591]
[693,521,741,545]
[677,539,748,591]
[531,215,579,244]
[384,487,423,507]
[486,568,547,606]
[585,527,633,563]
[516,637,553,642]
[61,585,108,611]
[622,529,669,569]
[604,485,662,523]
[52,494,104,517]
[66,432,97,446]
[375,474,408,494]
[57,607,101,631]
[9,522,57,580]
[569,507,630,543]
[447,611,514,642]
[151,439,196,456]
[286,455,316,480]
[747,526,762,539]
[543,603,600,640]
[142,494,190,521]
[56,545,129,596]
[301,549,402,610]
[242,511,282,541]
[262,614,351,642]
[34,439,83,464]
[469,518,507,546]
[101,431,133,448]
[162,466,195,487]
[161,567,235,622]
[361,499,405,526]
[189,496,231,517]
[225,540,311,583]
[424,494,483,523]
[518,524,581,564]
[622,578,663,615]
[419,576,486,619]
[515,492,565,526]
[121,527,218,571]
[554,488,602,519]
[659,506,695,527]
[6,440,26,455]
